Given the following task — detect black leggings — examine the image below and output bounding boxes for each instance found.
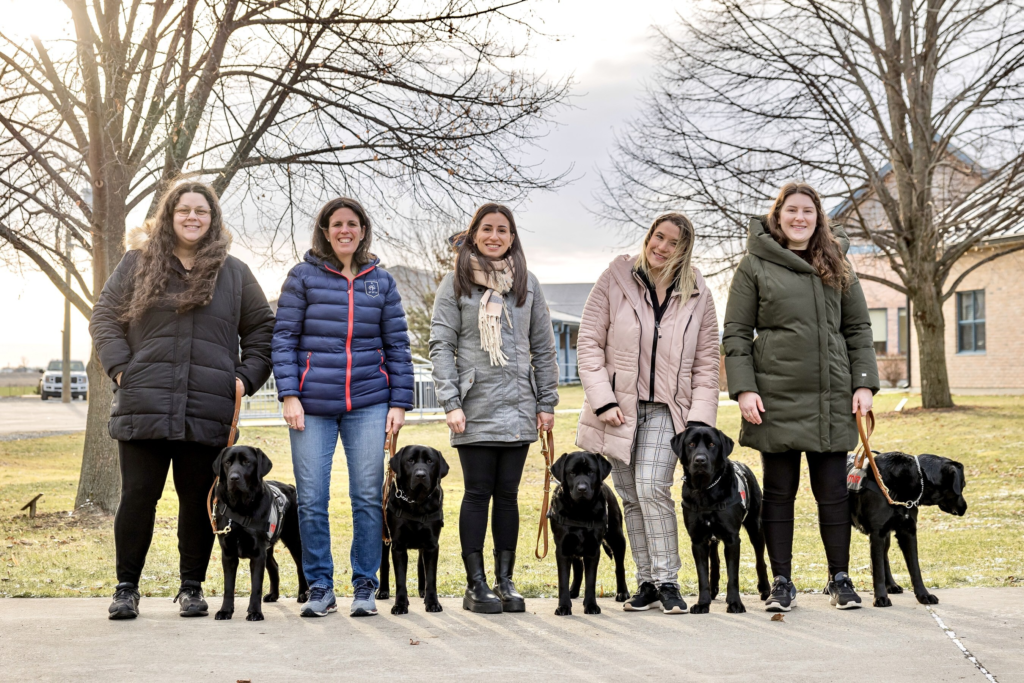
[456,444,530,555]
[760,450,851,580]
[114,439,220,585]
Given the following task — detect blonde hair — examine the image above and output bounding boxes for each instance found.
[635,213,696,296]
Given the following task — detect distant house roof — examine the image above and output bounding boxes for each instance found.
[540,283,595,320]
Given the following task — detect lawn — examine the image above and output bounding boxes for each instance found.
[2,387,1022,602]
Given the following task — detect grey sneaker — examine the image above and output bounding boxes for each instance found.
[108,582,140,620]
[765,576,797,612]
[173,580,208,617]
[351,581,378,617]
[300,586,337,617]
[826,572,863,610]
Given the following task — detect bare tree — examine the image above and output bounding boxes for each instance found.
[0,0,569,512]
[600,0,1024,409]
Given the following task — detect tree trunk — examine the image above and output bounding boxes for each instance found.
[911,285,954,409]
[74,348,121,513]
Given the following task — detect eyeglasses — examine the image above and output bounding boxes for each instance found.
[175,207,210,218]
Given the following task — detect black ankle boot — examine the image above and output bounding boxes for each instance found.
[462,552,502,614]
[492,550,526,613]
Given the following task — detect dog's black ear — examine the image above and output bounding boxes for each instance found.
[434,448,450,479]
[550,453,569,483]
[718,430,735,457]
[595,454,613,482]
[389,446,406,476]
[942,460,966,494]
[670,432,689,463]
[212,448,229,476]
[255,448,273,478]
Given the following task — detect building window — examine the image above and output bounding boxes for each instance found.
[868,308,888,355]
[897,307,908,355]
[957,290,985,353]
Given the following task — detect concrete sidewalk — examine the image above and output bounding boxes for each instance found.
[0,588,1019,682]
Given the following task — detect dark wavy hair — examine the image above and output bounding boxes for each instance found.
[766,182,851,291]
[452,203,528,307]
[121,182,230,322]
[311,197,374,271]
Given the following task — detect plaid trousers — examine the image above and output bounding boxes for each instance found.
[611,401,681,587]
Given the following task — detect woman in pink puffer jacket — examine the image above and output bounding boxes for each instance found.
[576,213,720,614]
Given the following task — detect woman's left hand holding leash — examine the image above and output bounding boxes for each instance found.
[386,407,406,436]
[537,412,554,432]
[852,387,873,416]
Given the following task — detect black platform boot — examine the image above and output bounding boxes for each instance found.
[492,550,526,613]
[462,552,503,614]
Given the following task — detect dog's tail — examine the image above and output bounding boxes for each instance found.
[601,539,613,559]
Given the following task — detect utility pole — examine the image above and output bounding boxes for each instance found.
[61,228,71,403]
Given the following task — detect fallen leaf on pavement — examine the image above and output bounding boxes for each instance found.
[410,639,420,645]
[771,614,785,622]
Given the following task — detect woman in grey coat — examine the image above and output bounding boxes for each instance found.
[430,203,559,614]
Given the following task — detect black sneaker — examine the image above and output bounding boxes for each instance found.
[765,575,796,612]
[173,580,209,617]
[108,582,140,620]
[623,581,661,611]
[658,583,688,614]
[826,572,863,610]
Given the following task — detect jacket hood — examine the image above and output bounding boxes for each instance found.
[303,249,380,275]
[745,216,850,273]
[606,254,706,306]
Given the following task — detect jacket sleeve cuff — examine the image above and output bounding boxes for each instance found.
[537,403,556,414]
[109,363,129,382]
[687,400,718,427]
[594,402,619,416]
[236,374,255,396]
[443,397,462,412]
[278,390,300,400]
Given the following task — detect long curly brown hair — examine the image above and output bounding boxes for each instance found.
[765,182,851,291]
[121,182,231,322]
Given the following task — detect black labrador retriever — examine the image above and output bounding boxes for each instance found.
[211,445,307,621]
[376,444,448,615]
[549,451,630,616]
[848,451,967,607]
[671,424,771,614]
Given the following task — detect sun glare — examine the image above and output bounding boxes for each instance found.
[1,0,73,42]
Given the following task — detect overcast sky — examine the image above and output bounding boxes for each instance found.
[0,0,685,368]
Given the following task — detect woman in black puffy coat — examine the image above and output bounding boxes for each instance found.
[90,182,275,621]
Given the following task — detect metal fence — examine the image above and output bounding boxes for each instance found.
[239,361,442,420]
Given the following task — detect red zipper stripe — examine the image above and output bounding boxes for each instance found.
[378,349,390,385]
[323,263,377,412]
[299,351,311,391]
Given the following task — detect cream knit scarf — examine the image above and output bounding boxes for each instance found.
[467,253,514,366]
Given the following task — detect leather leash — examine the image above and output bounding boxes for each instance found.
[381,430,399,544]
[206,381,246,536]
[534,427,555,560]
[854,410,898,506]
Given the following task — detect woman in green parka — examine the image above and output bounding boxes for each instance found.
[724,182,879,613]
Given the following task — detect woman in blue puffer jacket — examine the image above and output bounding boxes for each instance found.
[272,197,414,618]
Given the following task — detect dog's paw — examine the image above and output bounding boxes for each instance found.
[584,602,601,615]
[873,595,892,607]
[554,604,572,616]
[758,585,772,601]
[375,588,391,600]
[689,603,710,614]
[391,603,409,615]
[425,601,443,613]
[262,592,279,603]
[916,592,939,605]
[297,591,309,604]
[615,591,630,603]
[245,612,265,621]
[726,601,746,614]
[214,610,233,620]
[886,583,904,594]
[569,587,580,599]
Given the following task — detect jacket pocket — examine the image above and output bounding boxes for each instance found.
[377,349,390,386]
[119,354,142,390]
[299,352,312,392]
[458,367,476,401]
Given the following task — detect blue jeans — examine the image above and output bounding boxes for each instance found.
[290,402,388,591]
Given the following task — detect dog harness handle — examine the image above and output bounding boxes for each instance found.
[534,427,555,560]
[381,430,399,545]
[855,410,897,506]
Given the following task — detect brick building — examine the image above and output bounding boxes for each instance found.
[831,151,1024,393]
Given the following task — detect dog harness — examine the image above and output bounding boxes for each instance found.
[681,462,748,517]
[215,483,288,544]
[846,453,925,508]
[547,508,609,532]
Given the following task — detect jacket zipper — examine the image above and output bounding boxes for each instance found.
[650,320,660,401]
[323,262,377,412]
[299,352,312,392]
[378,349,390,385]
